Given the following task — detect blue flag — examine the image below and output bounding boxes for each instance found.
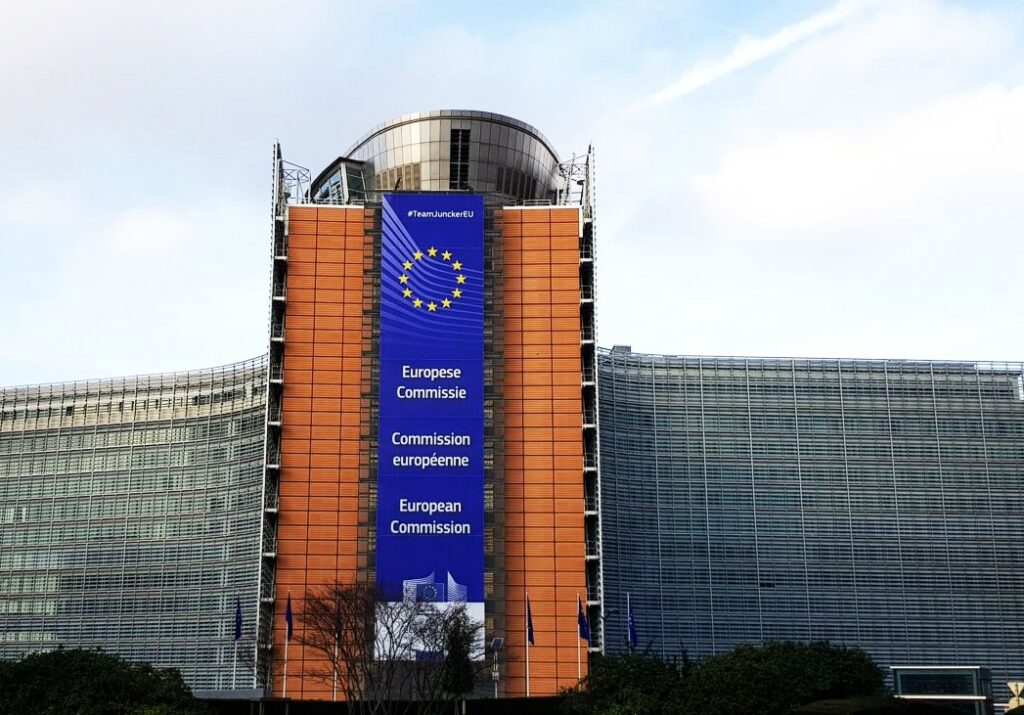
[627,596,638,650]
[577,595,591,642]
[234,597,242,641]
[527,595,535,646]
[285,593,293,641]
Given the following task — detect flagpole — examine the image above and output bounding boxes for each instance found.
[525,590,531,698]
[283,590,291,699]
[283,627,289,698]
[332,598,340,702]
[332,640,338,701]
[232,596,242,690]
[576,591,582,681]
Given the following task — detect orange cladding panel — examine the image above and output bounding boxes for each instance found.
[499,207,587,696]
[274,205,370,700]
[273,203,587,700]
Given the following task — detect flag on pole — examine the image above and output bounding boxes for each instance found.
[234,597,243,641]
[577,595,591,643]
[525,592,534,697]
[526,595,535,645]
[285,592,293,641]
[627,594,638,651]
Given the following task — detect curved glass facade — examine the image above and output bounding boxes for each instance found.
[598,347,1024,687]
[0,357,268,691]
[311,110,561,203]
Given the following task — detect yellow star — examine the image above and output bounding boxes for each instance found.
[456,274,466,285]
[442,251,452,261]
[452,260,462,271]
[427,302,437,312]
[428,247,438,257]
[452,288,462,298]
[403,261,413,270]
[399,274,409,284]
[441,298,451,308]
[413,251,424,260]
[412,298,422,308]
[402,288,412,298]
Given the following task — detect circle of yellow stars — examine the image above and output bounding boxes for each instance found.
[398,246,467,312]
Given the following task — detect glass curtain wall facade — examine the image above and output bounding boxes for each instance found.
[0,357,268,691]
[311,110,562,204]
[597,347,1024,687]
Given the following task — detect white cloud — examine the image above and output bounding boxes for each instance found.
[0,0,390,150]
[695,82,1024,240]
[593,0,1024,360]
[5,200,267,384]
[102,208,196,255]
[2,0,1023,377]
[0,183,81,228]
[748,0,1014,135]
[635,0,881,111]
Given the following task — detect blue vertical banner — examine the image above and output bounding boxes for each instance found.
[377,193,485,654]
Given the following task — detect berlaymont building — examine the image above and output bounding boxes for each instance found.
[1,110,1023,706]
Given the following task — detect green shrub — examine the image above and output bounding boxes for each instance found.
[0,647,209,715]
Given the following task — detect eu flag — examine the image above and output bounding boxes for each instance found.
[285,593,293,641]
[577,596,591,643]
[234,597,242,642]
[627,597,638,650]
[527,595,535,646]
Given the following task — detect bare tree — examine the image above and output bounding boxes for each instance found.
[298,581,377,712]
[297,581,487,715]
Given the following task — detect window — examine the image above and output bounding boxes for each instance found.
[449,129,470,189]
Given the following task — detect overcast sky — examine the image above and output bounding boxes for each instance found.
[3,0,1023,385]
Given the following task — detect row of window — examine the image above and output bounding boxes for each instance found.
[0,541,249,570]
[601,373,1022,402]
[1,514,260,546]
[605,440,1024,461]
[1,385,263,423]
[0,413,265,453]
[0,464,263,500]
[0,440,265,478]
[1,490,261,525]
[606,412,1024,436]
